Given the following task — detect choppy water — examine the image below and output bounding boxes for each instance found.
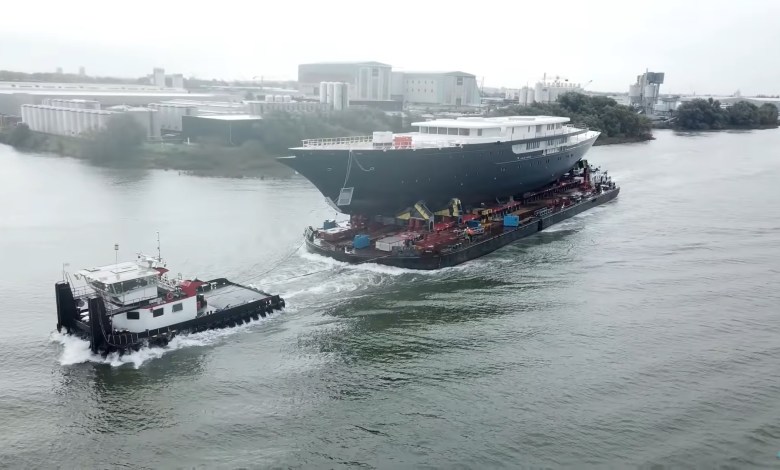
[2,129,780,468]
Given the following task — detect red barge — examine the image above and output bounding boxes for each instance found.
[304,161,618,270]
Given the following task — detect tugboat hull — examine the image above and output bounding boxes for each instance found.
[55,279,285,356]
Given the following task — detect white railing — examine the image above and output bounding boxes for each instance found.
[302,135,372,148]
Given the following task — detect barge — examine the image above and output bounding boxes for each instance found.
[55,250,284,356]
[304,162,618,270]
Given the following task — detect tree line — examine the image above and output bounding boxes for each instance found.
[490,92,653,142]
[673,98,778,130]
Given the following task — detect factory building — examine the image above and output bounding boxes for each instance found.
[246,100,330,116]
[0,88,227,117]
[396,71,481,107]
[298,61,391,101]
[153,68,166,88]
[43,98,101,110]
[533,77,583,104]
[629,71,665,115]
[20,105,115,137]
[319,82,349,110]
[148,103,199,132]
[160,99,247,115]
[170,74,184,89]
[106,105,162,139]
[181,115,262,146]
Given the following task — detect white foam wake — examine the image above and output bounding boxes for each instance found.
[50,312,284,368]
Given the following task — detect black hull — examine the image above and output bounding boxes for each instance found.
[55,279,285,356]
[281,136,597,216]
[305,187,619,270]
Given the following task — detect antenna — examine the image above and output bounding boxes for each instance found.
[114,243,119,265]
[156,231,161,261]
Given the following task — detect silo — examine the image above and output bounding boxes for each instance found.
[76,109,87,135]
[319,82,328,103]
[40,108,50,134]
[644,85,657,100]
[52,108,61,135]
[341,82,350,109]
[333,84,343,110]
[326,82,335,105]
[628,84,641,104]
[149,108,161,139]
[64,109,75,136]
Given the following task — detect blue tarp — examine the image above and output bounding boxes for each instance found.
[504,215,520,227]
[353,234,370,249]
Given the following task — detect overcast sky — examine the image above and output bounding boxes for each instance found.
[2,0,779,95]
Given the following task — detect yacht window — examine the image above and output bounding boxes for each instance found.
[459,128,469,136]
[448,128,458,135]
[126,311,139,320]
[477,129,483,136]
[173,303,183,312]
[153,308,164,317]
[437,128,447,135]
[536,125,542,132]
[419,126,427,134]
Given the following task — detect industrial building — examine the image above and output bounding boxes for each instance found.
[533,77,583,104]
[319,82,349,110]
[106,105,162,139]
[153,68,166,88]
[181,115,261,146]
[148,103,199,132]
[160,99,247,115]
[43,98,101,110]
[629,71,665,114]
[20,105,115,137]
[395,71,481,107]
[247,100,330,116]
[298,61,392,101]
[0,88,227,117]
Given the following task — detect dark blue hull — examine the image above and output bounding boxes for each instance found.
[281,136,598,216]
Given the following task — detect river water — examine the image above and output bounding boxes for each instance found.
[1,129,780,468]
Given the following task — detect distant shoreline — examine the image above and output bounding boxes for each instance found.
[593,135,654,146]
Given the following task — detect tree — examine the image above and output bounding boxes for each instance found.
[674,99,729,130]
[489,92,651,141]
[758,103,779,126]
[8,123,32,148]
[727,101,760,127]
[83,113,146,164]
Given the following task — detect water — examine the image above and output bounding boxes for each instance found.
[2,129,780,468]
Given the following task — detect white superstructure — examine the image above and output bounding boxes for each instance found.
[296,116,598,153]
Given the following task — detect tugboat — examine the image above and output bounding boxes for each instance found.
[55,246,284,356]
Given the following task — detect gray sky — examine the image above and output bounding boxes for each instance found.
[2,0,779,95]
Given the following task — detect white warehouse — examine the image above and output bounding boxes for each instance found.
[21,105,115,137]
[148,103,198,132]
[395,71,481,107]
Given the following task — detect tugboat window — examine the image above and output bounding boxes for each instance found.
[153,308,164,317]
[173,303,183,312]
[126,311,139,320]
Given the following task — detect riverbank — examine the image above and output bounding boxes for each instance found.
[594,134,654,146]
[0,129,295,178]
[652,120,779,131]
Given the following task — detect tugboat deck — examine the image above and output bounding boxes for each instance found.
[202,283,269,311]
